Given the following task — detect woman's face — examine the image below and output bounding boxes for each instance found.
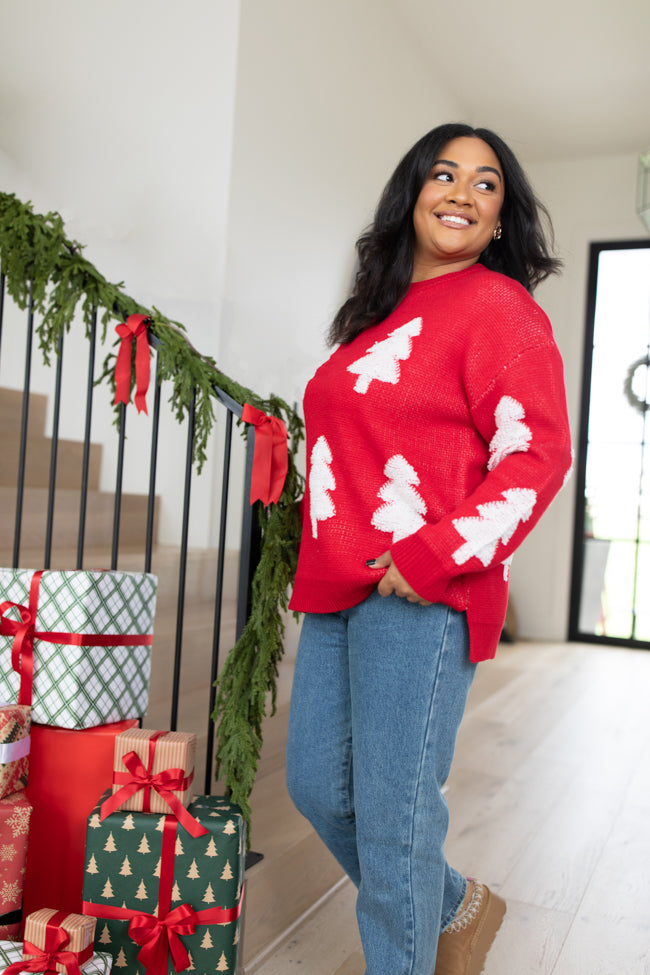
[411,136,505,282]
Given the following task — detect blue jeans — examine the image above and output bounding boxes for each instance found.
[286,591,476,975]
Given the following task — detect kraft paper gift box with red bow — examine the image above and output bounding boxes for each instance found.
[0,914,113,975]
[0,791,32,939]
[106,730,196,818]
[0,568,157,729]
[0,703,30,799]
[23,719,138,919]
[82,792,246,975]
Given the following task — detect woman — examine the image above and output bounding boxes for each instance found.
[286,122,572,975]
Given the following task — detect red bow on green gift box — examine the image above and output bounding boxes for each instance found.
[4,911,93,975]
[83,817,243,975]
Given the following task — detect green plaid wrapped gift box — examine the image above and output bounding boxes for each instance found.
[82,792,245,975]
[0,569,157,729]
[0,940,113,975]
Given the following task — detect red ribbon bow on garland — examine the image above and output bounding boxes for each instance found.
[114,314,152,414]
[100,731,208,838]
[4,912,93,975]
[241,403,288,506]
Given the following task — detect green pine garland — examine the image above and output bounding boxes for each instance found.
[0,192,304,835]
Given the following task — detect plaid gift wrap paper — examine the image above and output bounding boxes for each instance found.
[0,569,157,729]
[0,704,30,799]
[0,940,112,975]
[82,793,246,975]
[0,792,32,939]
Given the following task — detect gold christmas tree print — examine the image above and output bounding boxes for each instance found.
[171,881,182,902]
[138,834,151,854]
[99,924,111,945]
[155,816,166,831]
[88,813,101,829]
[186,951,195,971]
[153,857,161,877]
[216,951,229,972]
[203,882,215,904]
[223,820,236,836]
[221,860,234,881]
[175,836,185,855]
[205,838,218,858]
[200,930,213,950]
[187,859,200,879]
[119,856,132,876]
[121,814,135,831]
[115,948,128,968]
[104,832,117,852]
[101,877,115,898]
[86,854,99,874]
[134,879,148,900]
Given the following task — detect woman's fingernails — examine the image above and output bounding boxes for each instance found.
[365,559,377,566]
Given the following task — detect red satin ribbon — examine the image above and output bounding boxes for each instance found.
[0,571,153,708]
[114,314,151,414]
[100,731,207,838]
[241,403,288,506]
[82,817,243,975]
[5,911,93,975]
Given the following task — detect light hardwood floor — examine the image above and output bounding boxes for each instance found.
[248,639,650,975]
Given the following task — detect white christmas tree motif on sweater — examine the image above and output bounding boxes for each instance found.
[309,435,336,539]
[452,488,537,567]
[487,396,532,471]
[347,317,422,394]
[371,454,427,542]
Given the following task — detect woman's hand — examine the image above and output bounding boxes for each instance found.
[368,551,432,605]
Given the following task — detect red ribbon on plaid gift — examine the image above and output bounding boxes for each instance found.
[83,816,243,975]
[0,571,153,708]
[100,731,208,838]
[241,403,288,505]
[3,910,93,975]
[114,313,151,414]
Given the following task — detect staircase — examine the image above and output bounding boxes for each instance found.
[0,386,344,972]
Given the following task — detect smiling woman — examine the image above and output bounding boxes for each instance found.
[285,122,572,975]
[411,136,505,281]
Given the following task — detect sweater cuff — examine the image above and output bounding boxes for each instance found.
[391,532,451,604]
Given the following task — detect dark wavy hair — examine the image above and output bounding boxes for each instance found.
[328,122,561,345]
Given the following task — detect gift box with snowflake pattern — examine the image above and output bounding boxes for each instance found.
[82,792,245,975]
[0,569,157,729]
[0,792,32,938]
[0,939,112,975]
[0,704,30,799]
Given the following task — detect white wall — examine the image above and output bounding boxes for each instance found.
[218,0,463,406]
[507,150,647,639]
[0,0,240,546]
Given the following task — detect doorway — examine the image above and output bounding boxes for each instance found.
[569,240,650,646]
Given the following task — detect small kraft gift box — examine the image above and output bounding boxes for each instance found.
[0,791,32,939]
[0,908,112,975]
[0,703,30,799]
[82,793,246,975]
[104,729,196,818]
[0,568,157,729]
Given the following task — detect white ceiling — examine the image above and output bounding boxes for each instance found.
[398,0,650,163]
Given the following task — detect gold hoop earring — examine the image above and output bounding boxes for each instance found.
[493,225,502,241]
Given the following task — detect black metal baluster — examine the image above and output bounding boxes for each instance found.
[144,351,162,575]
[44,331,64,568]
[77,307,98,570]
[170,393,196,732]
[13,282,35,568]
[0,271,5,356]
[111,403,127,570]
[205,408,234,794]
[237,425,261,638]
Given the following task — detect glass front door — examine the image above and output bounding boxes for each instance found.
[570,241,650,646]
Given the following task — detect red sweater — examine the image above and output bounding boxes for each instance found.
[289,263,572,662]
